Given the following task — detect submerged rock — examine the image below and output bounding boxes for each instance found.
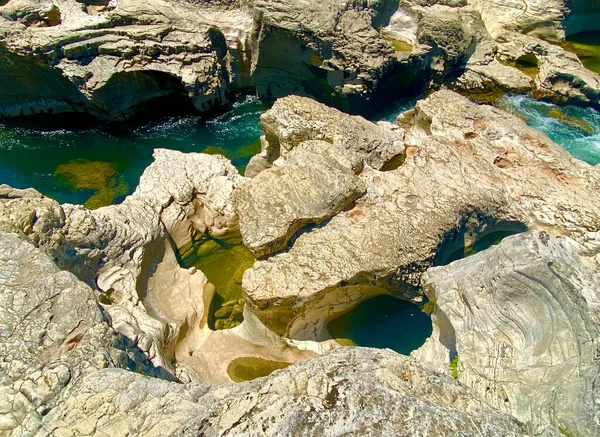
[54,159,128,209]
[417,231,600,436]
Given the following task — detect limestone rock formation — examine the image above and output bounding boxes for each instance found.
[0,231,161,435]
[0,150,246,376]
[248,94,405,175]
[467,0,600,40]
[417,231,600,436]
[234,146,367,258]
[42,348,533,436]
[466,0,568,40]
[491,29,600,110]
[0,0,504,119]
[1,231,542,435]
[241,90,600,339]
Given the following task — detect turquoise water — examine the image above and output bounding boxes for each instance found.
[0,96,267,206]
[373,97,417,123]
[500,94,600,165]
[328,295,432,355]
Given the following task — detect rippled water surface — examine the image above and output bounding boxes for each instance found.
[499,94,600,165]
[0,96,267,206]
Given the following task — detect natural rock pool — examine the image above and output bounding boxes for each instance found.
[179,236,255,331]
[328,295,433,355]
[0,96,267,207]
[2,91,599,358]
[556,31,600,75]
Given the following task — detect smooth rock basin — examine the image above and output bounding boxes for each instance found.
[0,96,266,207]
[179,236,255,331]
[327,295,433,355]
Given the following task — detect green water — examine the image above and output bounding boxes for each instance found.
[440,227,527,266]
[499,94,600,165]
[227,357,292,382]
[0,96,267,207]
[179,236,255,330]
[557,31,600,74]
[328,295,432,355]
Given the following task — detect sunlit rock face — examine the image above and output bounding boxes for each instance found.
[240,90,600,340]
[0,150,246,377]
[466,0,568,40]
[417,231,600,436]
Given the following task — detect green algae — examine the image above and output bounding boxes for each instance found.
[54,159,128,209]
[0,96,267,207]
[421,300,435,316]
[227,357,293,382]
[555,31,600,74]
[382,36,413,53]
[180,236,255,330]
[203,138,261,175]
[547,107,594,134]
[460,86,506,105]
[449,355,459,379]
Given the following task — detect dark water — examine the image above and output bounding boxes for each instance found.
[557,31,600,74]
[373,97,417,123]
[327,295,432,355]
[499,94,600,165]
[0,96,267,206]
[440,227,527,266]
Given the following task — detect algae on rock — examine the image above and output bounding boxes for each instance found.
[54,159,128,209]
[180,236,255,330]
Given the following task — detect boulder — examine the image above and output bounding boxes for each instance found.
[417,231,600,436]
[233,146,366,258]
[466,0,568,40]
[249,94,405,174]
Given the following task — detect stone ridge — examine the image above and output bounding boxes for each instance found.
[234,146,367,258]
[40,348,530,436]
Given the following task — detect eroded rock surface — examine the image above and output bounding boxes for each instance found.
[0,231,161,435]
[41,348,532,437]
[242,90,600,339]
[234,146,366,258]
[247,94,405,175]
[417,231,600,436]
[0,0,510,119]
[0,150,246,376]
